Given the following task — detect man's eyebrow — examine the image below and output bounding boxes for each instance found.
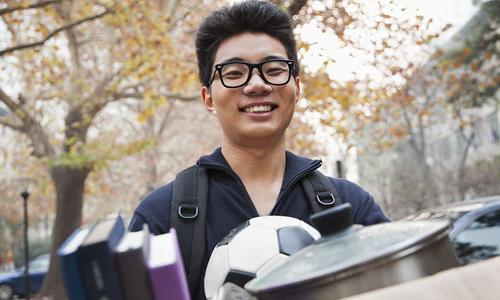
[218,57,246,64]
[217,55,289,65]
[262,55,288,61]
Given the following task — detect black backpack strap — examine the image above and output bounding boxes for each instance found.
[170,165,208,298]
[301,170,342,213]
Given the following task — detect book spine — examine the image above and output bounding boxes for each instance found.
[78,242,124,300]
[148,230,190,300]
[59,252,86,300]
[115,249,153,300]
[148,262,190,300]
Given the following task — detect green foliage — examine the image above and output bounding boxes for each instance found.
[47,138,157,170]
[48,151,93,169]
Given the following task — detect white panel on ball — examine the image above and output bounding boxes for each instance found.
[204,244,230,298]
[227,225,279,273]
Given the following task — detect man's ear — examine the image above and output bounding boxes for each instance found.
[294,76,301,103]
[201,86,216,114]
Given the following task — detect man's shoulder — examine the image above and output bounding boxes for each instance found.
[129,181,174,233]
[323,175,390,224]
[129,161,208,233]
[139,182,174,211]
[329,177,369,198]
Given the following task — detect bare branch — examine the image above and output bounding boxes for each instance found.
[0,115,24,132]
[0,88,22,112]
[0,88,55,157]
[2,14,16,39]
[62,71,122,146]
[84,72,119,104]
[164,0,180,21]
[113,92,199,102]
[157,100,175,136]
[53,1,83,76]
[168,92,199,102]
[0,0,62,16]
[0,8,112,56]
[26,121,56,158]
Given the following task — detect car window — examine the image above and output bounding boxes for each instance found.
[452,208,500,265]
[28,255,50,271]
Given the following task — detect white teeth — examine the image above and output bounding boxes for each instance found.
[244,105,272,113]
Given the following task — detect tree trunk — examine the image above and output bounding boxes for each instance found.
[457,132,474,201]
[38,165,90,299]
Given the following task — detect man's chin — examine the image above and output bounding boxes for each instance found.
[234,128,286,146]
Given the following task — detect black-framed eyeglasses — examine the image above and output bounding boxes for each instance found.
[209,59,294,88]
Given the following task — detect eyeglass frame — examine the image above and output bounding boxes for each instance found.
[209,59,295,88]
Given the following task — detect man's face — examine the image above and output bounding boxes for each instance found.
[201,32,300,147]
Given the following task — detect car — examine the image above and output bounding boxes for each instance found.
[403,195,500,265]
[0,254,49,300]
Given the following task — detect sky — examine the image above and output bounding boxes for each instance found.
[399,0,478,40]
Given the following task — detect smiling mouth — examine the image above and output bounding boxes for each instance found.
[241,104,277,113]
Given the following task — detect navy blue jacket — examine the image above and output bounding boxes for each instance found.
[129,148,389,299]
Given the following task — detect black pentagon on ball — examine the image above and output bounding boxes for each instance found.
[224,270,256,287]
[277,226,315,256]
[217,220,250,246]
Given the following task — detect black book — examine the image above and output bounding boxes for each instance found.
[77,214,125,300]
[114,224,153,300]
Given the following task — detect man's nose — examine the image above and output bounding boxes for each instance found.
[243,69,272,94]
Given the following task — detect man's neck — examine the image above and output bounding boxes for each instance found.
[221,138,286,183]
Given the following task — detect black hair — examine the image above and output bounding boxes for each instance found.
[195,0,300,87]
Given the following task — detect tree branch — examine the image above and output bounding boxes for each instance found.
[84,73,119,104]
[160,92,199,102]
[0,88,55,157]
[157,100,175,136]
[0,115,24,132]
[164,0,180,22]
[0,88,23,112]
[0,8,112,56]
[0,88,29,132]
[113,92,199,102]
[0,0,62,16]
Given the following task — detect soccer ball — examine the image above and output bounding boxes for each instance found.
[204,216,321,299]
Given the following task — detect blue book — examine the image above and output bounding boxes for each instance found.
[77,215,125,300]
[58,227,92,300]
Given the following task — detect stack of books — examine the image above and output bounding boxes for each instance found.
[57,215,190,300]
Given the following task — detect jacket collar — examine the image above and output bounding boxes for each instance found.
[197,147,322,188]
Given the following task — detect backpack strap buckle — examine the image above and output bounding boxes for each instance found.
[178,205,199,219]
[316,192,336,206]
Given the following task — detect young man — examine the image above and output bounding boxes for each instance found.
[129,1,389,299]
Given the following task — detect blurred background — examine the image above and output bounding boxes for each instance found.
[0,0,498,298]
